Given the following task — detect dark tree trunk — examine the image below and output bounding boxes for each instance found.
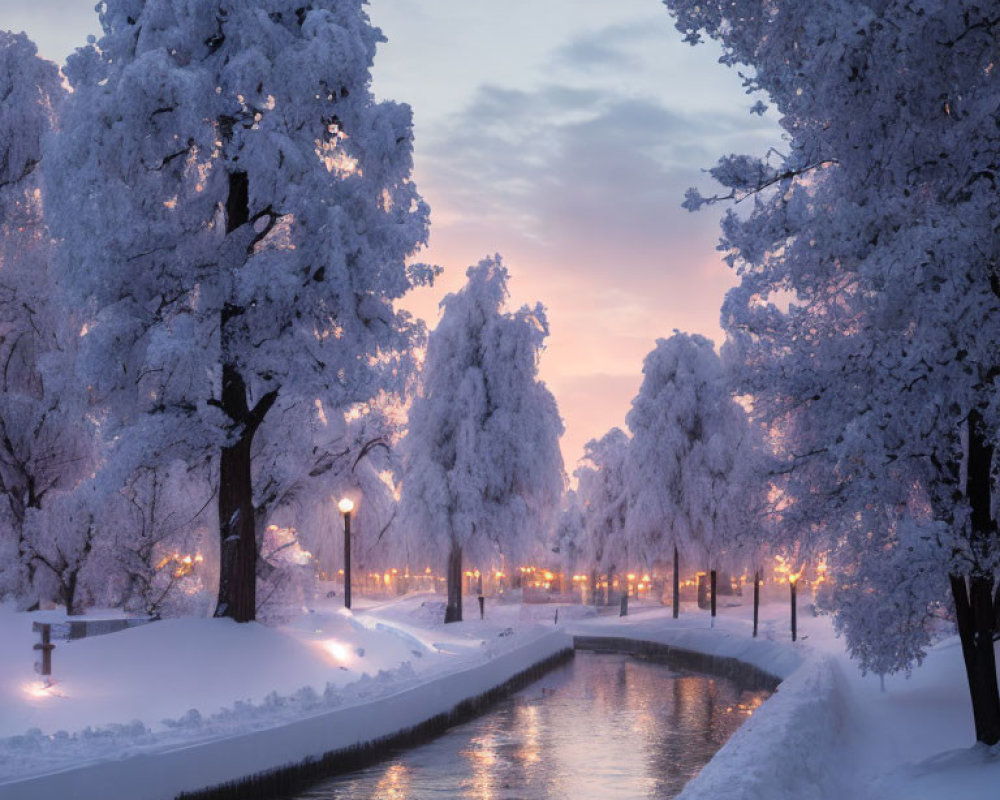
[950,574,1000,744]
[753,569,760,638]
[214,171,277,623]
[444,543,463,623]
[215,378,257,623]
[672,544,680,619]
[951,415,1000,745]
[710,569,717,621]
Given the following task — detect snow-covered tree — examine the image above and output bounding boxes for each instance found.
[553,489,586,583]
[666,0,1000,741]
[46,0,430,622]
[0,32,95,606]
[111,462,216,618]
[625,332,747,616]
[576,427,629,602]
[401,256,564,622]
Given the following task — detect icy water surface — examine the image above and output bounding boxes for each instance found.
[294,651,769,800]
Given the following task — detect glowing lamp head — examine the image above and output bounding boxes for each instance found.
[338,497,355,514]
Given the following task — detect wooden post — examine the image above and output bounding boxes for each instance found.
[32,623,54,678]
[753,569,760,638]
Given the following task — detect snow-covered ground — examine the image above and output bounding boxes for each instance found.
[0,591,998,799]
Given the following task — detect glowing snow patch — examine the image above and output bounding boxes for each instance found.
[22,681,58,699]
[322,640,351,663]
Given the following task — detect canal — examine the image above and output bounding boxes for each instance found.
[293,650,770,800]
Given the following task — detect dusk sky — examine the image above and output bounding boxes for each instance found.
[4,0,780,470]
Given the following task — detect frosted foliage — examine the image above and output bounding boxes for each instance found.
[576,428,629,573]
[0,32,95,604]
[45,0,430,461]
[553,490,586,577]
[625,333,748,571]
[110,463,216,618]
[665,0,1000,673]
[288,409,402,575]
[402,256,564,566]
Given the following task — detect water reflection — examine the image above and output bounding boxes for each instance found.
[296,652,769,800]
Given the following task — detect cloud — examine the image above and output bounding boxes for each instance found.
[407,79,779,464]
[551,22,664,73]
[419,81,774,263]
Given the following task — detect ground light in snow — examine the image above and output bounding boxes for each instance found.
[22,680,62,700]
[321,639,354,665]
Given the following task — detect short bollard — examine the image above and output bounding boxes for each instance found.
[619,592,628,617]
[478,595,485,619]
[32,622,55,681]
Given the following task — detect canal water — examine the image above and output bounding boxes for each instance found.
[294,651,770,800]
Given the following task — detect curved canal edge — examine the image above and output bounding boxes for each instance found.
[181,633,790,800]
[572,636,781,692]
[1,623,825,800]
[0,631,574,800]
[176,646,576,800]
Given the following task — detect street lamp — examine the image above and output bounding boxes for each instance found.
[338,497,355,609]
[790,572,799,642]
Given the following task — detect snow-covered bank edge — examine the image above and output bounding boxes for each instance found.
[573,635,782,691]
[676,651,846,800]
[1,631,573,800]
[567,617,838,800]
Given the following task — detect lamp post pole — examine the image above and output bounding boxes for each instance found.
[338,498,355,609]
[790,576,798,642]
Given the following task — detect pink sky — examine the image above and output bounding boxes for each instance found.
[369,1,780,470]
[5,0,781,472]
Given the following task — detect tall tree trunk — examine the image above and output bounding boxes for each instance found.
[950,574,1000,744]
[216,395,256,622]
[950,413,1000,744]
[214,171,277,623]
[445,542,463,623]
[710,569,717,621]
[672,543,680,619]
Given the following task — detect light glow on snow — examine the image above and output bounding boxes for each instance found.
[321,639,352,664]
[22,680,58,700]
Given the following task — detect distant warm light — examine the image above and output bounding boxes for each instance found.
[626,573,636,581]
[338,497,355,514]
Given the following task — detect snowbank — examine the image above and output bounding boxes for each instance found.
[3,596,999,800]
[2,625,570,800]
[0,597,573,800]
[677,652,846,800]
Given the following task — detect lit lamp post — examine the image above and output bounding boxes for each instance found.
[338,497,355,609]
[790,572,799,642]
